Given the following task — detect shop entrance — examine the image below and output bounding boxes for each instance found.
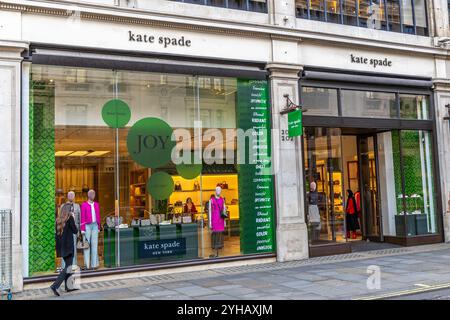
[304,127,386,253]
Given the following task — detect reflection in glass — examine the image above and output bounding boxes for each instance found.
[296,0,309,18]
[327,0,341,23]
[400,94,430,120]
[386,0,401,31]
[207,0,227,7]
[401,0,414,33]
[414,0,428,35]
[341,90,396,118]
[228,0,248,10]
[358,0,371,28]
[301,87,339,116]
[310,0,326,21]
[343,0,358,25]
[249,0,267,12]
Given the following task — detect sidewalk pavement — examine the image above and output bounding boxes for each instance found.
[15,243,450,300]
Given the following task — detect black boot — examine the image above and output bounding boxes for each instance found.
[50,285,60,297]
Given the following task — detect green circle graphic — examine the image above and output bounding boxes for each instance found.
[102,99,131,128]
[176,151,202,180]
[147,172,174,200]
[126,117,176,169]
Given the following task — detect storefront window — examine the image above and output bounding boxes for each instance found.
[400,94,430,120]
[301,87,338,116]
[379,130,437,237]
[28,65,276,276]
[341,90,396,118]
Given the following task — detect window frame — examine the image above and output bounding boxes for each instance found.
[295,0,428,35]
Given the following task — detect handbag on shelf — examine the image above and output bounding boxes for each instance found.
[106,216,123,228]
[173,215,182,224]
[131,219,140,227]
[140,219,151,226]
[193,181,200,191]
[174,182,182,191]
[182,215,192,224]
[149,215,158,225]
[76,233,89,250]
[222,181,228,189]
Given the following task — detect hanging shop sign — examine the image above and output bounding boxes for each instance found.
[287,109,303,137]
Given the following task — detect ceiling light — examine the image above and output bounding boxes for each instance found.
[55,151,74,157]
[69,151,89,156]
[86,151,110,157]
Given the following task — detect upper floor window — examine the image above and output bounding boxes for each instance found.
[295,0,428,35]
[171,0,268,13]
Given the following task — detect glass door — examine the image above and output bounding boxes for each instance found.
[304,127,346,245]
[358,135,382,240]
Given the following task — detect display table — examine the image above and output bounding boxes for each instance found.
[134,225,158,265]
[395,214,429,236]
[104,223,200,267]
[103,227,135,267]
[178,223,198,260]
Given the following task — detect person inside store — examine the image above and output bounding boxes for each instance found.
[59,191,81,271]
[184,197,197,220]
[345,189,360,239]
[307,181,322,242]
[208,186,227,258]
[51,204,79,296]
[80,189,102,270]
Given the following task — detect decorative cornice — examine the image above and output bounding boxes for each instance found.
[0,1,271,39]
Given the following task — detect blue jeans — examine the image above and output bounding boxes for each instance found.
[61,234,77,269]
[83,223,99,269]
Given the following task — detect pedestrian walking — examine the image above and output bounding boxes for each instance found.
[345,189,360,239]
[50,203,79,296]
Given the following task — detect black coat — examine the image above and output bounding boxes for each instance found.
[55,215,78,258]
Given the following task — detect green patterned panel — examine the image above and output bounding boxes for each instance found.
[401,130,430,214]
[29,81,56,275]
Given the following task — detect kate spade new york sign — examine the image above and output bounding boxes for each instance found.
[128,30,192,48]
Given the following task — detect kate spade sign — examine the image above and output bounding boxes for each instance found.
[128,30,192,48]
[138,238,187,258]
[350,53,392,69]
